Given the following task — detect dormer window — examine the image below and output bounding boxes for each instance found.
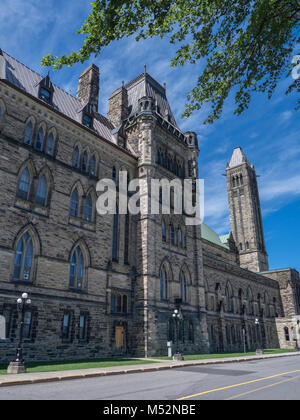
[38,74,53,105]
[39,87,51,103]
[82,113,92,128]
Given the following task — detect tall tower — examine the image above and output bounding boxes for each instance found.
[226,147,269,273]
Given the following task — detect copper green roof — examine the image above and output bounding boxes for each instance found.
[219,234,230,244]
[201,223,229,250]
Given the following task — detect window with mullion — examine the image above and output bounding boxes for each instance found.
[160,266,168,300]
[84,194,93,222]
[180,272,187,303]
[35,127,45,152]
[90,156,96,176]
[17,168,31,201]
[70,189,79,217]
[69,246,84,289]
[13,233,33,282]
[81,151,88,173]
[45,133,54,156]
[35,175,48,207]
[24,121,33,145]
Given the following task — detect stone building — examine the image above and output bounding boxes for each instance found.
[0,49,299,362]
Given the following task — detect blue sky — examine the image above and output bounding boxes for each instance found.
[1,0,299,272]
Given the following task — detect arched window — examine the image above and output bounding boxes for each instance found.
[69,246,84,289]
[180,271,187,303]
[160,265,168,300]
[45,133,54,156]
[17,168,31,201]
[112,205,119,261]
[170,224,175,245]
[162,220,167,242]
[72,147,79,168]
[13,232,33,282]
[240,174,244,185]
[70,188,79,217]
[178,228,183,248]
[81,151,88,173]
[84,194,93,222]
[35,126,45,151]
[35,175,48,206]
[24,121,33,145]
[90,155,96,176]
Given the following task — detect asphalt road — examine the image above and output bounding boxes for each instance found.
[1,355,300,400]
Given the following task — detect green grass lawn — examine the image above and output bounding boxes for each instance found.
[0,357,157,375]
[152,348,298,361]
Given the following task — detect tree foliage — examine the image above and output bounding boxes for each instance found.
[42,0,300,123]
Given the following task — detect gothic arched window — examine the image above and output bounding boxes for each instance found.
[70,188,79,217]
[69,246,84,289]
[13,232,33,282]
[24,121,33,145]
[72,147,79,168]
[160,265,168,300]
[180,271,187,302]
[84,194,93,222]
[35,175,48,206]
[45,133,54,156]
[17,168,31,201]
[81,151,88,173]
[90,155,96,176]
[35,126,45,151]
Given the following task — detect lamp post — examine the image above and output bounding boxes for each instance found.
[7,292,31,374]
[172,298,184,361]
[255,318,264,355]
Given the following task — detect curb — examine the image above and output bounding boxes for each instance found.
[0,352,299,388]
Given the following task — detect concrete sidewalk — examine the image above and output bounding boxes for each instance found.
[1,351,299,388]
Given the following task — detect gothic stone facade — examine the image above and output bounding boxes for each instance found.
[0,50,299,362]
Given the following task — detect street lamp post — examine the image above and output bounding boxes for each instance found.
[255,318,264,355]
[172,298,184,361]
[7,292,31,374]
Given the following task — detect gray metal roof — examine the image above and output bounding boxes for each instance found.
[1,50,115,144]
[228,147,249,168]
[125,72,178,128]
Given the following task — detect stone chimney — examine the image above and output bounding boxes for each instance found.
[107,85,129,128]
[76,64,99,112]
